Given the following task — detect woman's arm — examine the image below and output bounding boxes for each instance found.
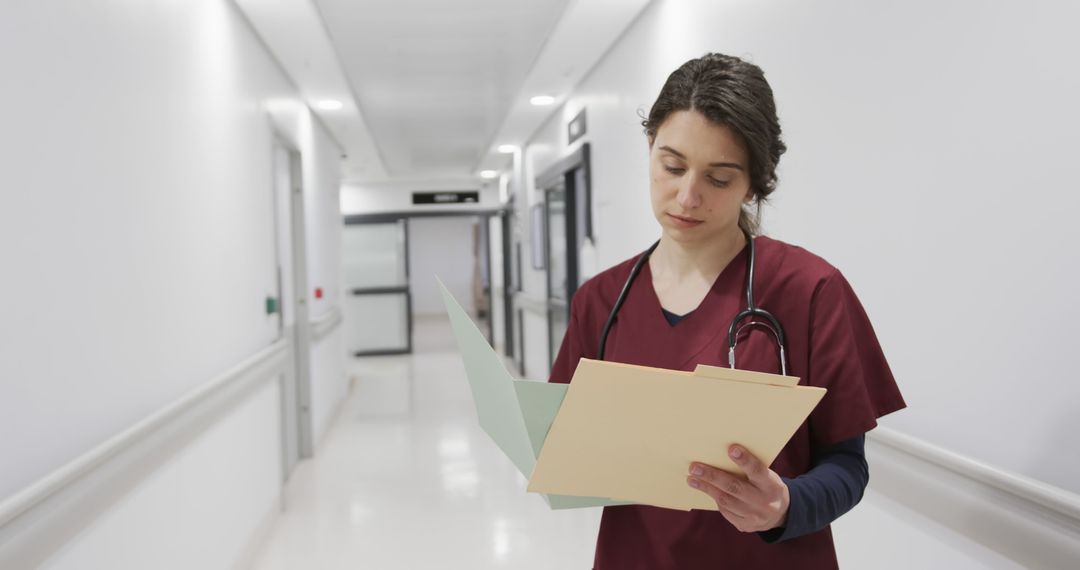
[757,434,868,543]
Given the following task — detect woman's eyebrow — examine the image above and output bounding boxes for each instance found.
[658,145,743,170]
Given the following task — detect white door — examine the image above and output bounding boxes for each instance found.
[343,219,412,355]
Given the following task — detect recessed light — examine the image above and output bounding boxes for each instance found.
[316,99,343,111]
[480,170,498,179]
[530,95,556,106]
[497,144,518,154]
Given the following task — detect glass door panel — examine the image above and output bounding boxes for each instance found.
[343,220,412,356]
[343,222,408,288]
[546,185,568,302]
[545,184,570,368]
[345,293,410,353]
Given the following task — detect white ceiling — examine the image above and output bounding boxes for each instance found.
[237,0,653,185]
[314,0,572,180]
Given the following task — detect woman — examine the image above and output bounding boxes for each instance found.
[549,53,906,569]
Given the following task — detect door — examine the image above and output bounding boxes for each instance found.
[343,219,412,356]
[500,210,514,358]
[537,143,592,374]
[474,216,494,344]
[273,142,314,479]
[287,149,315,460]
[545,181,572,367]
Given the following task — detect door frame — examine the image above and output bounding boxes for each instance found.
[344,208,507,352]
[536,142,593,370]
[500,209,515,362]
[285,147,315,460]
[272,138,315,479]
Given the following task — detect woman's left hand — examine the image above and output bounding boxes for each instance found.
[686,445,790,533]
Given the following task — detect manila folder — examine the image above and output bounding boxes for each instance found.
[526,358,825,511]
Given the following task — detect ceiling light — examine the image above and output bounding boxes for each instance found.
[530,95,556,106]
[480,170,498,179]
[497,144,518,154]
[316,99,343,111]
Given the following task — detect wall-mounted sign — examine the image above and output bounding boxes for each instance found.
[412,191,479,205]
[567,108,587,145]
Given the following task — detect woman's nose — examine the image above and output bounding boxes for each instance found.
[675,176,703,209]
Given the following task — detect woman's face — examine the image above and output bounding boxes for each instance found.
[648,110,753,246]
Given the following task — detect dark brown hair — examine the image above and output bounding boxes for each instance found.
[643,53,786,235]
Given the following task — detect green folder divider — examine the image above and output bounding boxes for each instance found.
[438,277,629,509]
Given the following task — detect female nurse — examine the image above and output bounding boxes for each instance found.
[549,53,907,569]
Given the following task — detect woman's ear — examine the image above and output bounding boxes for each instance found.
[744,189,755,203]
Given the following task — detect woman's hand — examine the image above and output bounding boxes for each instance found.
[686,445,790,533]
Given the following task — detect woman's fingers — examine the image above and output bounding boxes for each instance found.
[687,475,767,532]
[686,446,790,532]
[686,475,751,516]
[688,461,764,504]
[727,445,770,486]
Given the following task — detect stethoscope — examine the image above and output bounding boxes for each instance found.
[596,231,789,376]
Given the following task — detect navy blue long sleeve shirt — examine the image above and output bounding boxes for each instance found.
[758,434,868,542]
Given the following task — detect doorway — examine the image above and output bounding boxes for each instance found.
[537,143,593,371]
[272,142,315,482]
[342,218,413,356]
[343,210,503,357]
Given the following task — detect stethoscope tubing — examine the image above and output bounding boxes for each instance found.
[596,232,789,375]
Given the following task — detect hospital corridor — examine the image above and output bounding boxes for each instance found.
[2,1,1078,569]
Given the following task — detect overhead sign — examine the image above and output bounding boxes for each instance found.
[412,191,479,205]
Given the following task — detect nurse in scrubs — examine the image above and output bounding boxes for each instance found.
[549,53,907,569]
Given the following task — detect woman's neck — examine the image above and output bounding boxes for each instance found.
[650,229,747,283]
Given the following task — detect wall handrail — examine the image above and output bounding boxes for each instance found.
[0,340,288,530]
[869,426,1080,523]
[310,307,343,342]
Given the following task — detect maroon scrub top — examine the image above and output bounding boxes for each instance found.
[549,236,906,570]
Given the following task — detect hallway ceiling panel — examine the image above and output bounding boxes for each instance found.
[314,0,572,179]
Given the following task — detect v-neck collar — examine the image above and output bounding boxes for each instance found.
[644,238,751,323]
[631,237,754,369]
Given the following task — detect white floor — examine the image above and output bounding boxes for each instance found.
[250,317,601,569]
[250,316,1021,569]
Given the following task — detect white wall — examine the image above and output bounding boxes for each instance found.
[522,311,551,380]
[832,488,1025,569]
[299,118,349,445]
[303,120,347,324]
[408,217,481,317]
[310,328,346,445]
[38,379,283,570]
[517,0,1080,497]
[0,0,345,565]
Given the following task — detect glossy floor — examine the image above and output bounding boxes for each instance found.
[250,316,1019,569]
[251,317,601,569]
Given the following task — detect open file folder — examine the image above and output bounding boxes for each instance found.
[438,278,826,511]
[439,279,626,509]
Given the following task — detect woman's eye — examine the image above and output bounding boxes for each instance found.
[663,165,685,175]
[709,178,731,188]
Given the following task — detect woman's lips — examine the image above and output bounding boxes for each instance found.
[668,213,703,228]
